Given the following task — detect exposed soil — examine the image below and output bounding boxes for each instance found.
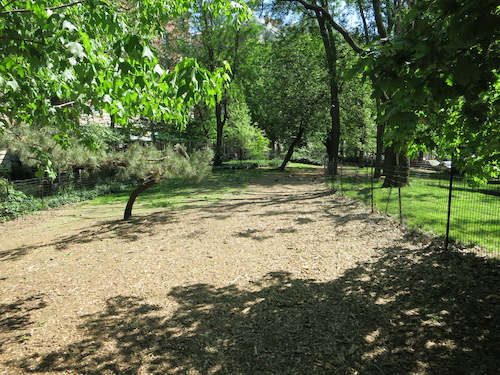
[1,168,499,374]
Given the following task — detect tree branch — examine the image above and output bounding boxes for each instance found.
[372,0,389,38]
[53,101,76,109]
[281,0,365,54]
[0,0,17,12]
[0,1,84,15]
[0,36,47,46]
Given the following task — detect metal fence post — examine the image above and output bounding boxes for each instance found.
[370,165,374,213]
[398,187,403,225]
[445,167,454,250]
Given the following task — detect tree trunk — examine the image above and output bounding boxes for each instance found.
[358,148,364,168]
[124,178,158,220]
[270,138,278,159]
[374,122,385,178]
[325,98,340,175]
[279,126,305,171]
[316,10,341,176]
[213,99,225,166]
[382,146,409,187]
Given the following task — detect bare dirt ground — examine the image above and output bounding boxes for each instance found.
[1,168,499,375]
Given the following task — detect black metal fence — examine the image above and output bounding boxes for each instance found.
[329,163,500,256]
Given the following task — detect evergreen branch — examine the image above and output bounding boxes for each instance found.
[147,157,169,162]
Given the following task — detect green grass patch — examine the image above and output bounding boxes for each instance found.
[89,163,321,211]
[329,169,499,252]
[223,159,282,168]
[89,168,274,210]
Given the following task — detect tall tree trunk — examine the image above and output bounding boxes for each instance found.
[358,148,364,168]
[325,92,341,175]
[213,97,227,166]
[374,122,385,178]
[270,138,277,159]
[316,10,341,176]
[279,126,305,171]
[124,178,159,220]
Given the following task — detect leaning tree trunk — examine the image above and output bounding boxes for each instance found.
[123,146,190,220]
[279,126,305,171]
[124,178,159,220]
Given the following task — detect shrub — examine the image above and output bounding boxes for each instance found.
[293,142,326,165]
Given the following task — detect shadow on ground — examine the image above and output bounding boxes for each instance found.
[0,211,178,261]
[0,295,47,355]
[0,169,327,262]
[10,246,500,374]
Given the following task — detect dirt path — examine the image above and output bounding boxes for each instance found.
[1,169,499,374]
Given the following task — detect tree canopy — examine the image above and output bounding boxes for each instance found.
[361,0,500,180]
[0,0,248,131]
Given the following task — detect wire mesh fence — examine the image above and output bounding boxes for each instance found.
[2,172,106,199]
[329,163,500,257]
[0,170,137,204]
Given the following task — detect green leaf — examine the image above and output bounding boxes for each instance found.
[153,64,165,76]
[67,42,86,58]
[103,94,112,104]
[6,79,19,91]
[177,84,189,97]
[62,20,78,32]
[142,45,155,61]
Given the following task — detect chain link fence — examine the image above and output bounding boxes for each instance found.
[328,163,499,256]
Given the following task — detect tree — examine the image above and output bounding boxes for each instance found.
[274,0,405,183]
[0,124,213,220]
[0,0,248,168]
[225,94,269,160]
[361,0,500,181]
[339,73,376,166]
[179,0,256,166]
[1,0,252,220]
[245,24,330,170]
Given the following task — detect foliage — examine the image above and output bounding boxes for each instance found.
[360,0,500,181]
[293,141,327,165]
[0,0,240,124]
[109,143,214,182]
[225,96,269,159]
[338,44,377,158]
[0,0,248,178]
[245,24,330,145]
[0,125,107,174]
[1,122,213,185]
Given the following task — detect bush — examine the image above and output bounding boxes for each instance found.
[292,142,326,165]
[0,188,46,221]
